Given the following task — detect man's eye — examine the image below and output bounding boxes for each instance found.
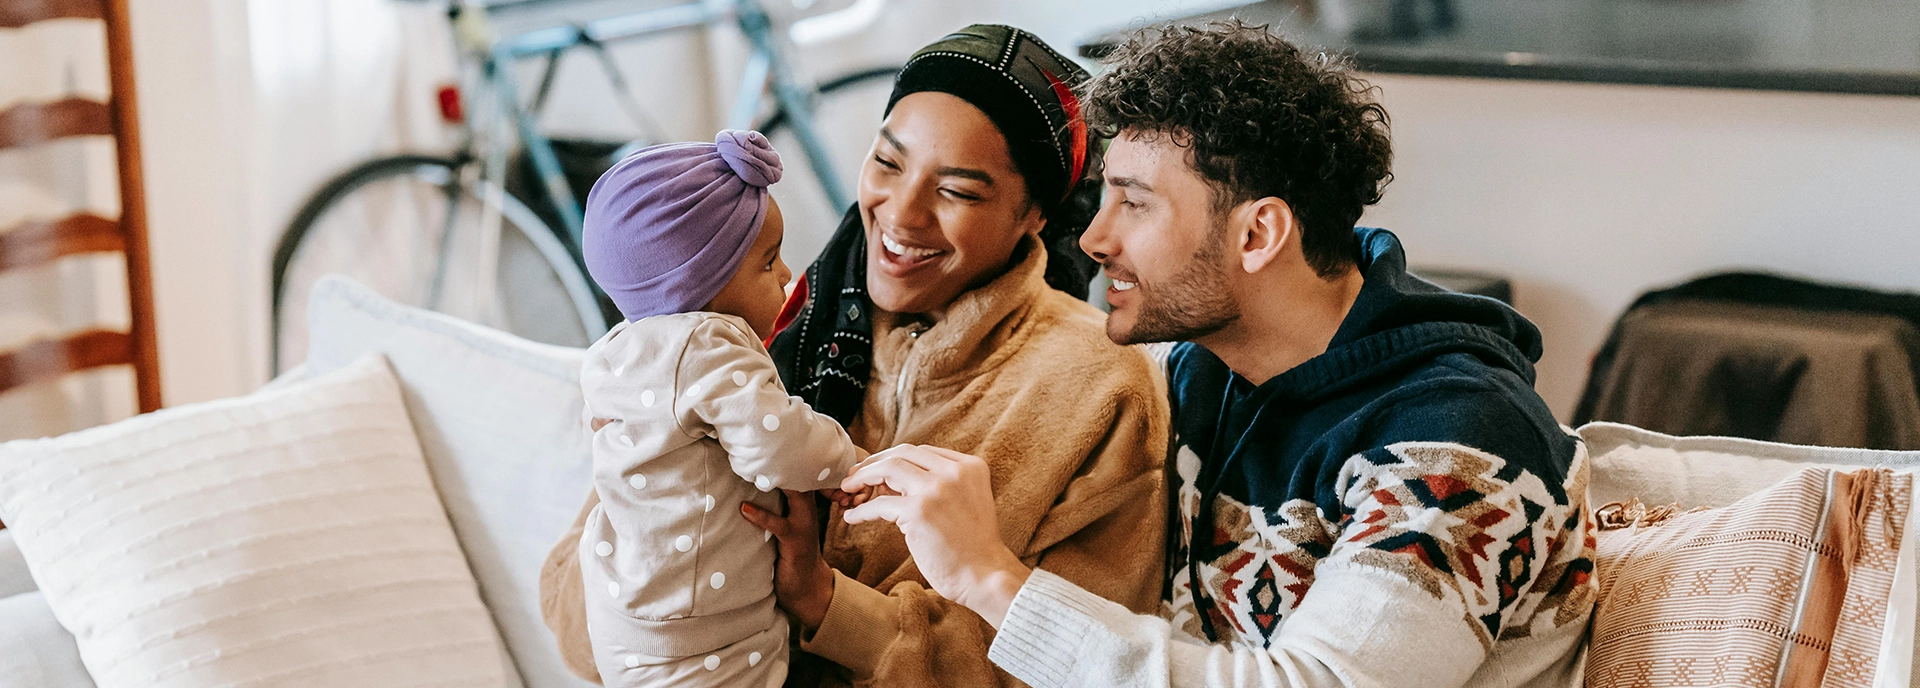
[941,188,981,202]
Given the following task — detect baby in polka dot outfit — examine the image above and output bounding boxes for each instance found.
[575,130,867,687]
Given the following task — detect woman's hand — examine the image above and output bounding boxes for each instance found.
[740,490,836,632]
[840,445,1030,628]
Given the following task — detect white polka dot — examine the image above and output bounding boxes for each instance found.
[763,529,772,542]
[818,467,832,481]
[629,474,647,490]
[762,414,781,431]
[640,390,655,407]
[703,495,715,512]
[749,652,762,667]
[686,384,703,398]
[675,535,693,552]
[710,572,726,589]
[732,371,748,386]
[618,434,633,447]
[613,365,625,377]
[669,613,683,619]
[755,475,772,492]
[625,655,640,669]
[606,581,619,598]
[704,655,720,671]
[595,541,613,557]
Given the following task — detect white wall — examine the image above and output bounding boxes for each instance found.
[1363,74,1920,418]
[125,0,259,409]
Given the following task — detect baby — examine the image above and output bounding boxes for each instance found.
[575,130,865,688]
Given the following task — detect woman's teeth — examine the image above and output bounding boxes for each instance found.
[881,235,941,259]
[1111,279,1138,292]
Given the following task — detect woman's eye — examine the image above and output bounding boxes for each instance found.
[872,155,900,171]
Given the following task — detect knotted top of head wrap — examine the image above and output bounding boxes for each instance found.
[583,129,784,322]
[770,25,1101,426]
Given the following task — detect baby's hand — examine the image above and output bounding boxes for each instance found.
[823,485,893,509]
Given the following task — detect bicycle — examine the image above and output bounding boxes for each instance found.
[269,0,902,374]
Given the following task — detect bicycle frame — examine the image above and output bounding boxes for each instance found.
[473,0,856,251]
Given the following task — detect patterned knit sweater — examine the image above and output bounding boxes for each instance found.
[988,228,1596,687]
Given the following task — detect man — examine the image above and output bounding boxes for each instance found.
[837,21,1595,688]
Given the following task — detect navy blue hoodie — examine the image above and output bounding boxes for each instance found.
[1159,228,1594,665]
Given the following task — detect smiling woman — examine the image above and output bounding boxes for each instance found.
[539,24,1170,688]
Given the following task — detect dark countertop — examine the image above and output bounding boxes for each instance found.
[1078,0,1920,97]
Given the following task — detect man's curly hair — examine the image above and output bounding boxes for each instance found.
[1083,21,1393,278]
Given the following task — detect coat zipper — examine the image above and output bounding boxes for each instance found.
[893,327,924,436]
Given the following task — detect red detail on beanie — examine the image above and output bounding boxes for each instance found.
[1043,68,1087,189]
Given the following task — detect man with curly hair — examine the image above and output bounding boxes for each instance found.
[836,21,1595,687]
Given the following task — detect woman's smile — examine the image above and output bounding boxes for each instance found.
[875,231,950,276]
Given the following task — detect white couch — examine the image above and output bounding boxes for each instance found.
[3,276,1917,687]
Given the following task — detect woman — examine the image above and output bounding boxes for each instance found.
[541,25,1168,687]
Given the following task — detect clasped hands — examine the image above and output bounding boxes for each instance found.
[739,445,1031,630]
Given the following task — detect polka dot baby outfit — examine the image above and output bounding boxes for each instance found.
[578,313,865,688]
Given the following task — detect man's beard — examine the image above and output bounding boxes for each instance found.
[1111,229,1240,345]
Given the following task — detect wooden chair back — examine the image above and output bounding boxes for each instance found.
[0,0,162,419]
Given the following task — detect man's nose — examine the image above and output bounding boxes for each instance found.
[1080,207,1115,262]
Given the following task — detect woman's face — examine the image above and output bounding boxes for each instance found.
[858,92,1045,316]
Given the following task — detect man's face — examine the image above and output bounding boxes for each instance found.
[1081,131,1240,345]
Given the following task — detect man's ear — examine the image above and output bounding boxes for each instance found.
[1235,197,1296,274]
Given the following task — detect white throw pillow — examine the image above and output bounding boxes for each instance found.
[1580,421,1920,508]
[304,275,594,688]
[0,354,516,688]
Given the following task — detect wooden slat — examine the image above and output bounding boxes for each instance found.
[0,97,113,151]
[0,329,133,395]
[0,213,125,271]
[0,0,103,28]
[103,0,160,413]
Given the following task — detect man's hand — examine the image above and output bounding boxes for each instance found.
[739,490,836,632]
[840,445,1031,628]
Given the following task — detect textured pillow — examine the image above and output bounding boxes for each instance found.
[0,354,516,687]
[304,275,595,688]
[1582,421,1920,508]
[1587,467,1910,687]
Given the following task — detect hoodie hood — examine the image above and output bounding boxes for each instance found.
[1256,227,1542,405]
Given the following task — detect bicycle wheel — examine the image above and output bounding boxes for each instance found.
[270,155,607,374]
[756,65,901,266]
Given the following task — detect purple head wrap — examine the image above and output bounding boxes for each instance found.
[582,129,784,321]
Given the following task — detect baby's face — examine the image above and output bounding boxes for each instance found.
[704,198,793,339]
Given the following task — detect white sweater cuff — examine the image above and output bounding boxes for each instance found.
[987,568,1108,688]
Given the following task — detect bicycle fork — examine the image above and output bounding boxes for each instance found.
[733,0,852,212]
